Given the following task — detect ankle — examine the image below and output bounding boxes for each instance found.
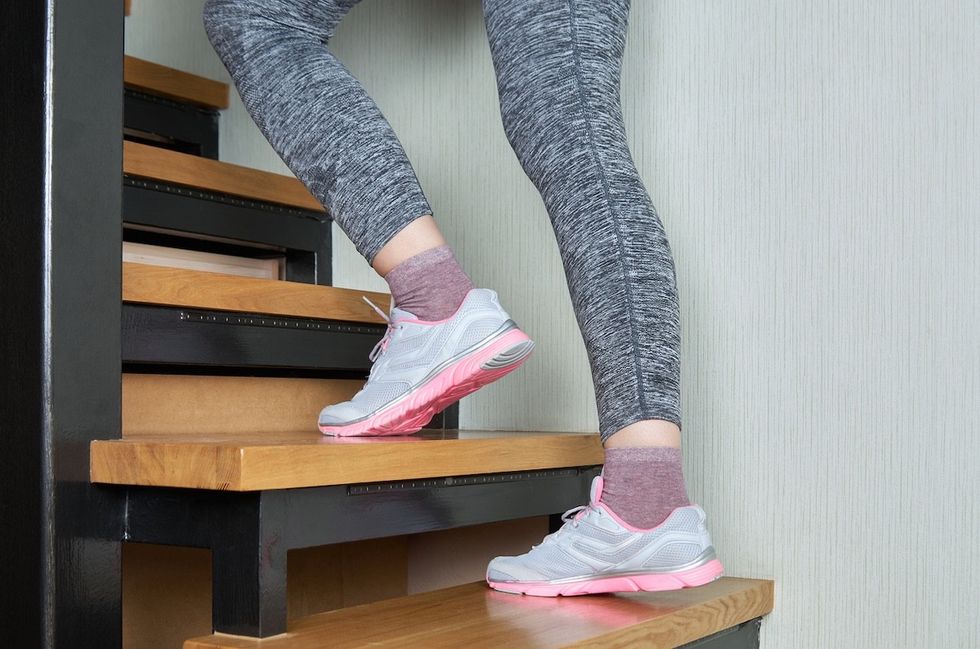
[384,245,474,321]
[604,419,681,449]
[599,447,691,529]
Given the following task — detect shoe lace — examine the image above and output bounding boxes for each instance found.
[532,504,590,549]
[364,296,396,368]
[561,505,588,527]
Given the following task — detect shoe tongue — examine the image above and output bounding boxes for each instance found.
[589,475,604,506]
[389,306,416,322]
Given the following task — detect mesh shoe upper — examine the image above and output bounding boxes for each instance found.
[486,476,715,584]
[318,288,513,426]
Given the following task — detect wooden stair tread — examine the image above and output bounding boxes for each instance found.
[124,141,324,212]
[123,262,388,324]
[91,430,604,491]
[184,578,773,648]
[125,56,229,110]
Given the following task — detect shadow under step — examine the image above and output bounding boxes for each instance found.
[184,578,774,649]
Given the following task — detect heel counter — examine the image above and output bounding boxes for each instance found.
[487,288,513,321]
[694,505,713,550]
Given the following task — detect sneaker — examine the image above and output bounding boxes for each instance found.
[486,476,724,596]
[318,288,534,436]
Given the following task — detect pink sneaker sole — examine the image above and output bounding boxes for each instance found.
[319,328,534,437]
[486,559,725,597]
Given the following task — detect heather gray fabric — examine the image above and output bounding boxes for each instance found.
[201,0,431,262]
[202,0,681,441]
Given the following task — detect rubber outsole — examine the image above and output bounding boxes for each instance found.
[486,559,725,597]
[319,329,534,437]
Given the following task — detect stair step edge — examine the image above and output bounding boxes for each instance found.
[90,431,605,491]
[124,55,229,110]
[182,578,774,649]
[123,141,324,212]
[122,262,388,325]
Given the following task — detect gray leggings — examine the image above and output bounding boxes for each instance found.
[203,0,681,441]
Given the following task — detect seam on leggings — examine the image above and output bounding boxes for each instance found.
[566,0,649,419]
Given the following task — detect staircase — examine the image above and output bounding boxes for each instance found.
[94,6,774,648]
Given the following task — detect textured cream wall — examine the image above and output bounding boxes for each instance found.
[126,1,979,647]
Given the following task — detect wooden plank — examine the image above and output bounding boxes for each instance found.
[124,0,131,16]
[122,262,388,324]
[123,141,323,211]
[90,430,604,491]
[124,544,213,649]
[123,375,364,437]
[122,242,281,279]
[183,578,774,649]
[124,55,229,109]
[124,539,410,649]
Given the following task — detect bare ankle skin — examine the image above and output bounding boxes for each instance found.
[371,215,447,276]
[604,420,681,449]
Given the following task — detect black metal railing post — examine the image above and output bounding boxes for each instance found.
[0,1,125,646]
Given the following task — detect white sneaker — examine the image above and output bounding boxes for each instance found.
[318,288,534,436]
[486,476,724,596]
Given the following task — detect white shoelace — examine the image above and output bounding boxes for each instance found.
[532,504,591,549]
[363,297,401,378]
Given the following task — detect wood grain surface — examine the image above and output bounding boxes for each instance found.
[124,539,411,649]
[122,262,389,323]
[90,430,604,491]
[123,141,323,211]
[124,55,229,109]
[182,578,773,649]
[123,374,365,437]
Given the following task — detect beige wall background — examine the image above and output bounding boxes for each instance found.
[126,1,979,647]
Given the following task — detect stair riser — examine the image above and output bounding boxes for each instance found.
[123,374,363,436]
[122,304,382,373]
[125,88,220,159]
[124,178,326,254]
[122,374,454,436]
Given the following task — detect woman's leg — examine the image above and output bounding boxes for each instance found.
[483,0,681,445]
[203,0,533,436]
[482,0,722,594]
[203,0,433,265]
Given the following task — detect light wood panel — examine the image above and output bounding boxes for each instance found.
[90,430,604,491]
[122,242,281,279]
[124,540,410,649]
[123,141,323,211]
[288,539,409,619]
[124,544,213,649]
[183,578,773,649]
[124,56,229,109]
[122,262,389,324]
[123,374,364,437]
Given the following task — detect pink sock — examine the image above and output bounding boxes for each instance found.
[599,447,691,529]
[383,245,474,321]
